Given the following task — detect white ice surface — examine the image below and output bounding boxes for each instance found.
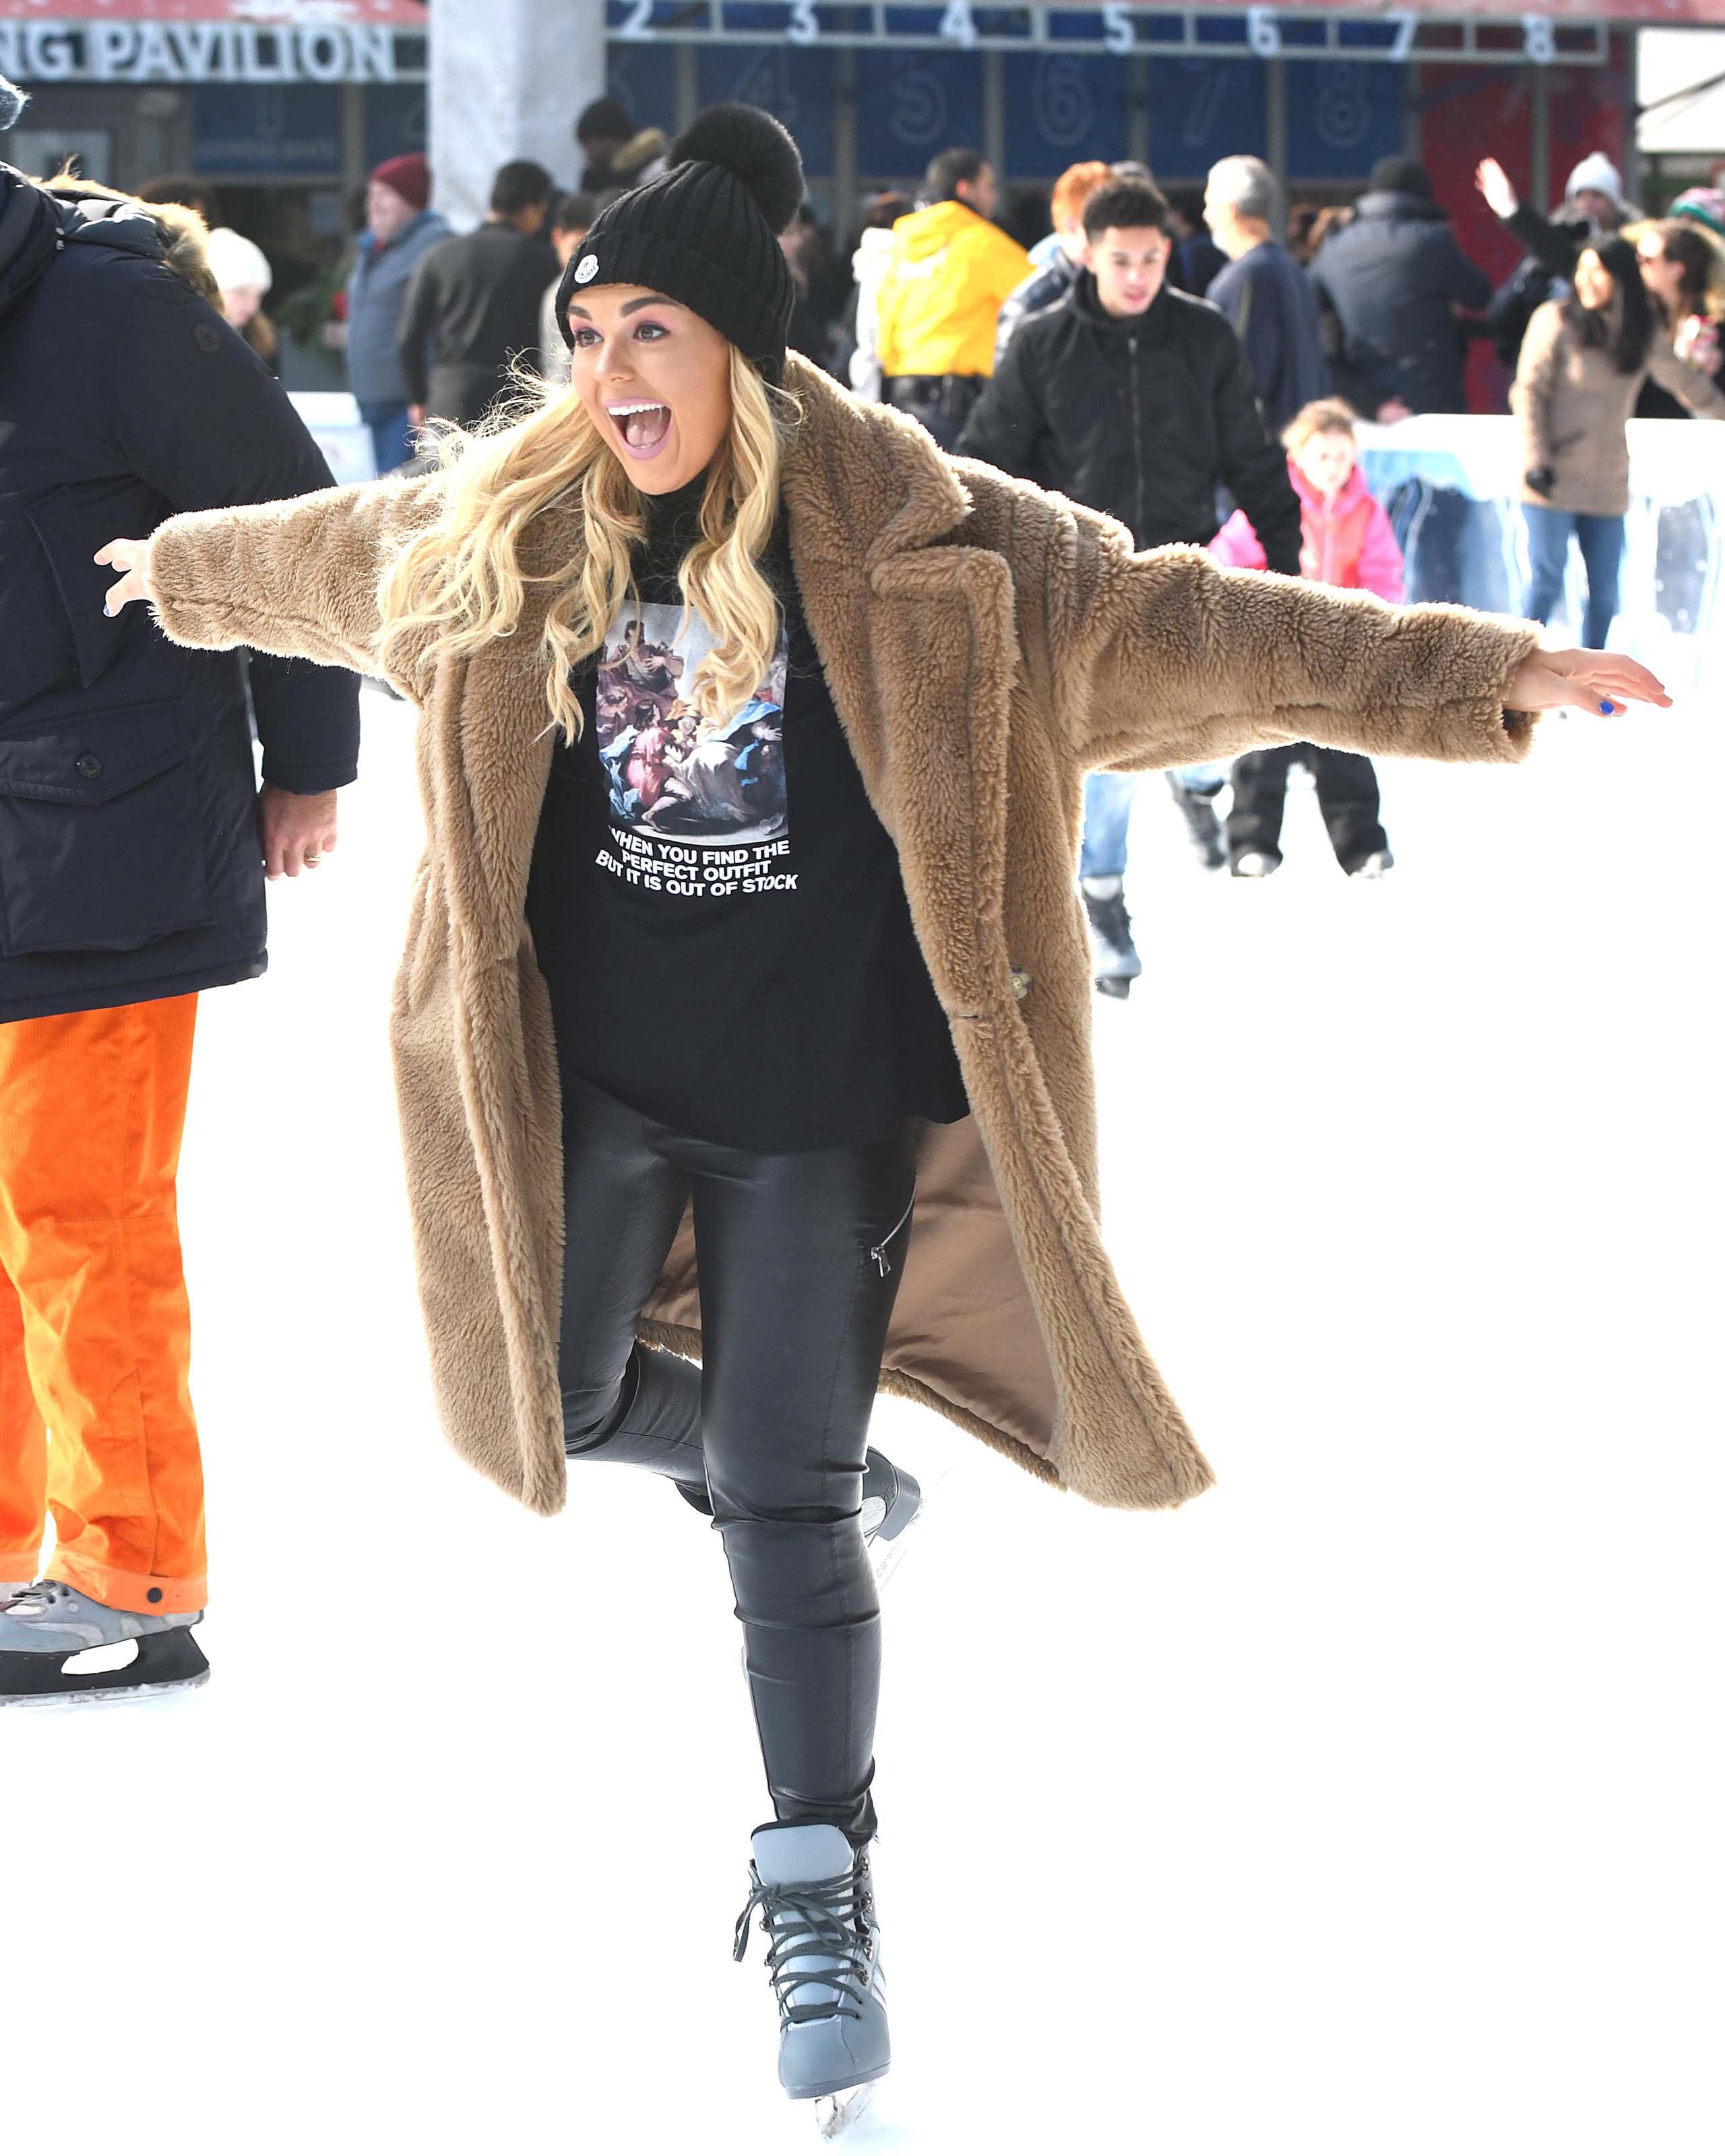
[5,687,1719,2155]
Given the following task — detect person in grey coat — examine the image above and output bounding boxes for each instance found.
[342,154,450,475]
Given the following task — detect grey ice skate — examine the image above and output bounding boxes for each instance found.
[0,1579,208,1707]
[1080,875,1142,997]
[732,1820,890,2121]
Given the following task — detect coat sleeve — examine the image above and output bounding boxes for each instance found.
[1212,331,1304,576]
[106,261,361,795]
[1644,333,1725,418]
[1207,509,1267,570]
[1504,203,1581,283]
[396,250,438,407]
[1439,230,1493,313]
[1044,502,1541,775]
[1354,497,1406,604]
[1510,302,1564,475]
[142,474,447,678]
[954,327,1048,480]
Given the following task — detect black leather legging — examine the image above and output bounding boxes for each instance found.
[557,1073,916,1851]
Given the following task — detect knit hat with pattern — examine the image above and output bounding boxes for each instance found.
[554,102,803,384]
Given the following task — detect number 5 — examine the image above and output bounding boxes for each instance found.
[787,0,818,40]
[1102,3,1133,51]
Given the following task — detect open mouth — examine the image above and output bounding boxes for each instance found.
[606,399,673,457]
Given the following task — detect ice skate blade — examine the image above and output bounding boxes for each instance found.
[0,1627,208,1707]
[809,2069,887,2135]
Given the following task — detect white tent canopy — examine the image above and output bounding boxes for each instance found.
[1640,26,1725,155]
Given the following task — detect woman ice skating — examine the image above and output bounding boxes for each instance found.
[1512,236,1725,648]
[1209,395,1406,878]
[95,103,1667,2128]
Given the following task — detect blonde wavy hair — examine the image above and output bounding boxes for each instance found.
[377,347,797,743]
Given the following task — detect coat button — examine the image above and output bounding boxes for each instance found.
[75,755,103,780]
[1010,968,1032,1001]
[194,322,222,352]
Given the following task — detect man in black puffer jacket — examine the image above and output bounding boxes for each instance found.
[959,177,1300,562]
[0,86,358,1695]
[958,176,1300,992]
[1307,156,1491,418]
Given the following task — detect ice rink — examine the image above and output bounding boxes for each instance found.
[7,682,1718,2155]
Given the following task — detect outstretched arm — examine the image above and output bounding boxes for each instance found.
[98,474,445,677]
[1048,510,1664,775]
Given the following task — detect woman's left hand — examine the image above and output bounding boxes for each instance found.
[1507,647,1672,717]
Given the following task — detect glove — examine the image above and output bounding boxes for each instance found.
[1524,466,1557,499]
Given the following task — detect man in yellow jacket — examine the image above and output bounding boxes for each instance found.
[868,148,1030,448]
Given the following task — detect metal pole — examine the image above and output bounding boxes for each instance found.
[1129,54,1151,169]
[834,44,858,228]
[1530,60,1551,212]
[982,48,1006,187]
[1265,53,1287,232]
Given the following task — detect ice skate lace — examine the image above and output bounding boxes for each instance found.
[1,1579,63,1612]
[732,1862,873,2025]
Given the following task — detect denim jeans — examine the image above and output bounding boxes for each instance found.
[358,400,414,478]
[1080,771,1137,881]
[1524,505,1626,650]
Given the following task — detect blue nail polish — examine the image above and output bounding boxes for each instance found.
[1599,699,1614,714]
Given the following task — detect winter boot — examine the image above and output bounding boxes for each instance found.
[733,1820,889,2106]
[1165,773,1226,870]
[1081,875,1142,998]
[1349,848,1394,878]
[0,1580,208,1707]
[1230,850,1278,878]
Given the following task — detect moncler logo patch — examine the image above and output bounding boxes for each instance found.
[573,254,599,284]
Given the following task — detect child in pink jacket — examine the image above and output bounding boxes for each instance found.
[1210,397,1404,878]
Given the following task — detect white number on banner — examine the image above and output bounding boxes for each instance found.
[1247,7,1282,56]
[940,0,978,47]
[787,0,819,42]
[1387,9,1417,59]
[619,0,656,36]
[1102,3,1134,51]
[1522,11,1555,61]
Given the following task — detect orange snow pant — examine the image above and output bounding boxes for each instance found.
[0,994,206,1614]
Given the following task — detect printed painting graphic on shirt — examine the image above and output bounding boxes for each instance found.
[593,600,794,899]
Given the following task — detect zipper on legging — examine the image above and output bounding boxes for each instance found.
[870,1188,916,1277]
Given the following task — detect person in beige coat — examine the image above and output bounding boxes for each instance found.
[1512,233,1725,647]
[98,107,1664,2122]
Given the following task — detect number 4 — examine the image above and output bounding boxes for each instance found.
[941,0,977,47]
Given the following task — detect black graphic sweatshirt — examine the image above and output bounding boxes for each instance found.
[524,473,970,1151]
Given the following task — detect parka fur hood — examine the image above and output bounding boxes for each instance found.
[138,356,1544,1519]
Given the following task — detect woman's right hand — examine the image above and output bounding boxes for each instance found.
[1476,158,1519,222]
[94,537,154,616]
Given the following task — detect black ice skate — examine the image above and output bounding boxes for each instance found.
[0,1579,208,1708]
[1165,773,1227,870]
[1081,876,1143,998]
[733,1819,889,2134]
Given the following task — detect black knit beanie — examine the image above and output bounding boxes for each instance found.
[1367,156,1432,199]
[555,102,803,385]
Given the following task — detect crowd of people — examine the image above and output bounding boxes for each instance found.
[195,107,1710,990]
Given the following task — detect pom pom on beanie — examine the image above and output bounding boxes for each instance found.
[554,102,804,383]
